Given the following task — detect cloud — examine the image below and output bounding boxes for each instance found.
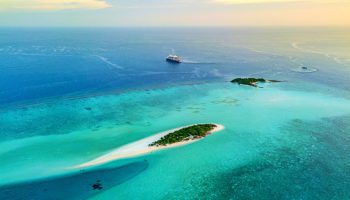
[0,0,111,11]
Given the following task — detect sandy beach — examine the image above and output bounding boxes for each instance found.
[72,124,225,169]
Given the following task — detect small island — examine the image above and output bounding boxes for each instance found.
[71,123,224,169]
[231,78,282,87]
[149,124,217,147]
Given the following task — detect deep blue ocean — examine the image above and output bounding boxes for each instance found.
[1,28,349,107]
[1,27,350,200]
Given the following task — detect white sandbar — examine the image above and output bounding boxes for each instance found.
[71,124,225,169]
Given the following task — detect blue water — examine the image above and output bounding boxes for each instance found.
[0,27,350,199]
[1,27,349,107]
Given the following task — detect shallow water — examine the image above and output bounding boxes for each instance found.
[1,27,350,199]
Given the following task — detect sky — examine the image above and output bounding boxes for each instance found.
[0,0,349,27]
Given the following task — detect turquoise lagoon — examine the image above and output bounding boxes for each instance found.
[1,82,350,199]
[1,28,350,199]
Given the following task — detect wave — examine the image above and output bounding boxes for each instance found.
[243,47,283,57]
[94,55,124,70]
[139,71,193,76]
[291,42,347,65]
[291,42,331,57]
[182,59,217,65]
[0,46,107,56]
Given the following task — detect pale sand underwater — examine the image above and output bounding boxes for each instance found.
[73,124,225,168]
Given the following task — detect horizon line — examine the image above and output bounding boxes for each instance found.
[0,25,349,28]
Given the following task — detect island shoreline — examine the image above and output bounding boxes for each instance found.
[70,124,225,169]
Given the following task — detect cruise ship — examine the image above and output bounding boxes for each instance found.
[166,54,182,63]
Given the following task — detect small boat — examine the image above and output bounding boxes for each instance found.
[166,54,182,63]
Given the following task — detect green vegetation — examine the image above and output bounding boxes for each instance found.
[149,124,217,147]
[231,78,266,87]
[231,78,282,87]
